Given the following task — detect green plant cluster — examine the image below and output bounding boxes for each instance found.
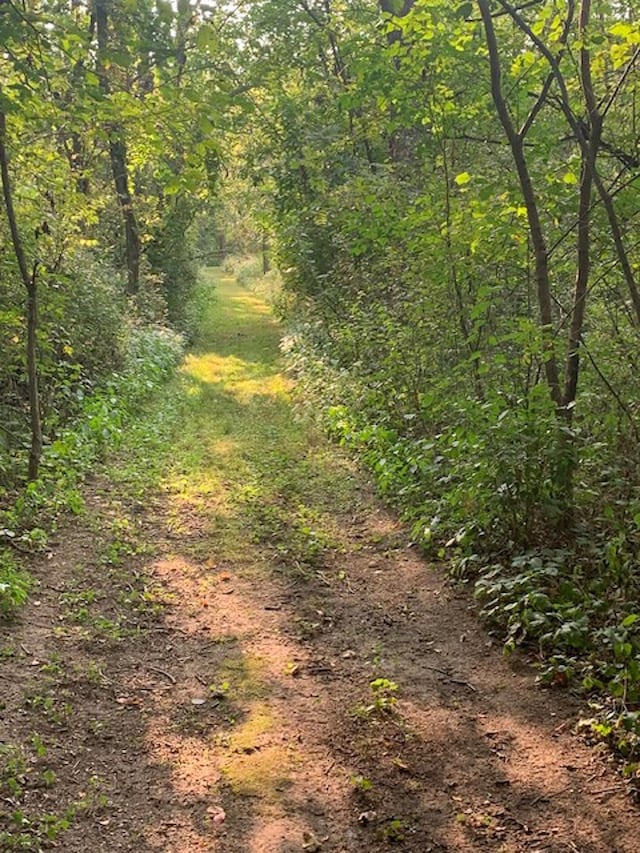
[0,552,31,619]
[0,740,107,851]
[0,0,229,493]
[292,339,640,767]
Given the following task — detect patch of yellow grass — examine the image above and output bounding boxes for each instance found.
[222,745,296,800]
[221,653,270,701]
[228,701,274,753]
[183,352,290,402]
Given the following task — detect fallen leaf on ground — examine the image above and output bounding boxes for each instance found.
[358,810,378,825]
[302,830,323,851]
[207,806,226,825]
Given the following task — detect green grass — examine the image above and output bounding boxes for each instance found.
[161,268,361,572]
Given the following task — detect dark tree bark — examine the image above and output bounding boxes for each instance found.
[94,0,140,294]
[563,0,601,411]
[477,0,563,409]
[0,111,42,481]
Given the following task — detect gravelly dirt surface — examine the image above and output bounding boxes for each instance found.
[2,485,639,852]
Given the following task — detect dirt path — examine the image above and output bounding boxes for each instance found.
[2,271,639,852]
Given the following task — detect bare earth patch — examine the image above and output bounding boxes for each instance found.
[2,481,639,851]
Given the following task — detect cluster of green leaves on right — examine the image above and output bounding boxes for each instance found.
[230,0,640,770]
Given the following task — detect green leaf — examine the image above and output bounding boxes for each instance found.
[610,22,640,44]
[562,172,578,185]
[196,24,217,51]
[621,614,640,628]
[455,171,472,186]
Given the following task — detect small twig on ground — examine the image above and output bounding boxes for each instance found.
[147,664,176,685]
[424,663,477,692]
[529,794,549,807]
[0,536,32,554]
[145,624,191,636]
[529,785,571,807]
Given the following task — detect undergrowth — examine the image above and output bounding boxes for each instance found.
[284,319,640,785]
[0,552,31,618]
[0,319,186,618]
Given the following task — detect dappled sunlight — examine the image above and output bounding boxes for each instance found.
[220,653,274,701]
[210,436,241,457]
[138,549,349,850]
[228,700,274,751]
[245,818,317,853]
[145,719,222,799]
[183,351,290,402]
[229,291,273,316]
[109,270,640,851]
[222,744,299,802]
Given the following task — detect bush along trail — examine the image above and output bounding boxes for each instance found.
[2,268,640,853]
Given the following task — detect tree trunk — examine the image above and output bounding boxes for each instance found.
[94,0,140,294]
[563,0,601,411]
[109,136,140,294]
[0,111,43,481]
[477,0,562,409]
[380,0,418,163]
[496,0,640,326]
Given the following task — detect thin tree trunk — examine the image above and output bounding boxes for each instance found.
[0,111,42,481]
[108,136,140,294]
[564,162,593,411]
[94,0,140,294]
[496,0,640,326]
[563,0,601,410]
[299,0,377,169]
[440,139,483,398]
[380,0,418,163]
[477,0,562,409]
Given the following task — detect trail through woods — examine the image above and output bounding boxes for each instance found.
[2,271,640,852]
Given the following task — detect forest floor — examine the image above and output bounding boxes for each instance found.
[2,271,640,853]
